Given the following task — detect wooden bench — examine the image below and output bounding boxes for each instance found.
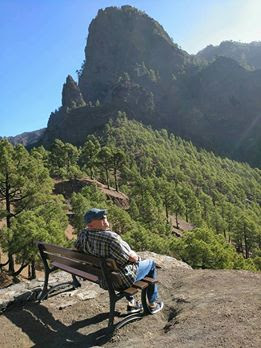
[37,241,158,329]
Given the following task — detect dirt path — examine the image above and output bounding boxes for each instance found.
[0,267,260,348]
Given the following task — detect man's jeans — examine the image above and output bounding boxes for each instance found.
[135,259,158,304]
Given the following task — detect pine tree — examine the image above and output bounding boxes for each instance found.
[97,147,113,188]
[48,139,80,180]
[0,140,53,274]
[79,135,101,179]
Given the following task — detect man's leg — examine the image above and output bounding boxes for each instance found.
[125,296,142,314]
[135,259,158,304]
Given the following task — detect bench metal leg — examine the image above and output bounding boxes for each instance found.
[114,312,143,330]
[38,274,81,301]
[108,297,116,326]
[108,289,149,330]
[72,274,81,288]
[38,271,50,301]
[141,287,151,314]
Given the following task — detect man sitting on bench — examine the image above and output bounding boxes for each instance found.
[75,208,164,314]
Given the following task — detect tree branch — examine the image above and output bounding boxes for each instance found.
[0,188,6,197]
[9,189,22,198]
[12,261,29,277]
[10,193,30,203]
[0,259,9,269]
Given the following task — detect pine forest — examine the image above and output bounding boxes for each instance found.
[0,115,260,278]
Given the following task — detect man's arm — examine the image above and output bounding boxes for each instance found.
[110,236,140,264]
[128,250,140,263]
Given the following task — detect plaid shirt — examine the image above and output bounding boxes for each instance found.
[75,229,138,290]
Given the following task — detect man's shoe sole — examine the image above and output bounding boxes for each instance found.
[149,301,164,314]
[127,307,143,314]
[127,305,143,314]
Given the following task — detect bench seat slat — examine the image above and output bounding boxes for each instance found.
[52,261,99,283]
[39,242,100,264]
[133,280,149,289]
[122,287,139,296]
[143,277,158,284]
[48,254,102,277]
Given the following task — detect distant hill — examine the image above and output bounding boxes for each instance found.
[0,128,46,147]
[197,40,261,70]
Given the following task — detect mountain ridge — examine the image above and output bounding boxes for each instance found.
[41,6,261,167]
[5,6,261,168]
[196,40,261,70]
[0,128,46,147]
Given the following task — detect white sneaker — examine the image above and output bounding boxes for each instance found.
[149,301,164,314]
[126,301,143,314]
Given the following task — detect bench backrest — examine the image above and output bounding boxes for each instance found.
[37,241,120,285]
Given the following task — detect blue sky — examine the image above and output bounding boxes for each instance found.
[0,0,260,137]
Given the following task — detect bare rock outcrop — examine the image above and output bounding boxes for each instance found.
[0,253,260,348]
[138,251,192,270]
[62,75,86,109]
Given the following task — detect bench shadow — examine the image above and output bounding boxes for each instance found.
[4,302,115,347]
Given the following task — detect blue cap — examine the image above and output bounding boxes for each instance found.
[84,208,107,224]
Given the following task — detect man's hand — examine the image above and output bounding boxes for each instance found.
[128,250,140,263]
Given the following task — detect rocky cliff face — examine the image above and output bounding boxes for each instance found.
[78,6,189,103]
[62,75,86,109]
[184,57,261,164]
[41,6,261,167]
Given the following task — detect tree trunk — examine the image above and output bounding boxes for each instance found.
[5,173,15,274]
[90,167,94,180]
[165,202,168,221]
[28,261,36,279]
[175,212,179,229]
[203,201,207,220]
[185,209,188,222]
[8,253,14,274]
[114,167,118,192]
[105,168,110,189]
[12,262,29,277]
[31,260,36,279]
[236,241,243,254]
[28,264,31,278]
[243,223,249,259]
[0,259,9,269]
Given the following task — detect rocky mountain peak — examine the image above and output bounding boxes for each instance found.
[62,75,86,109]
[78,5,189,102]
[40,7,261,167]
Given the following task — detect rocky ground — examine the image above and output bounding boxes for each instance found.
[0,252,260,348]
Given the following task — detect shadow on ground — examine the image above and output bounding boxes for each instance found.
[4,302,115,347]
